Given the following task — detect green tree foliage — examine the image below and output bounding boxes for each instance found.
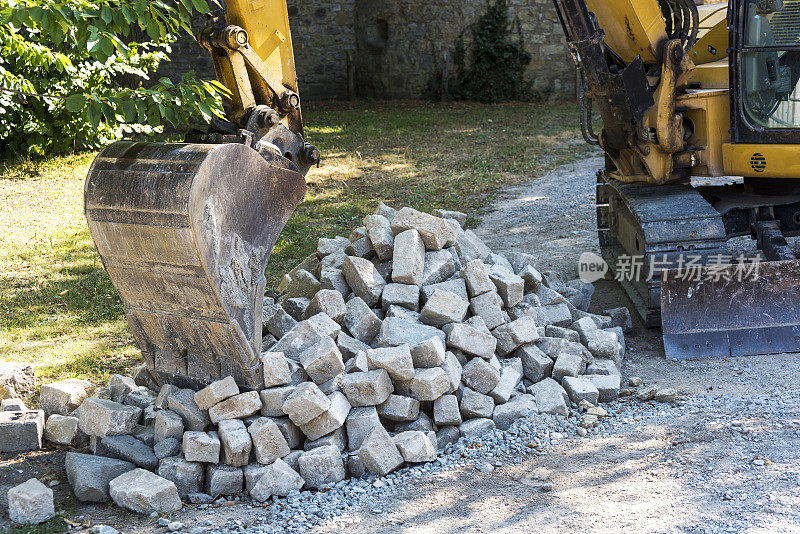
[0,0,227,156]
[439,0,532,103]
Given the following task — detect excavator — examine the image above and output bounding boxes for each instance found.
[554,0,800,359]
[84,0,317,390]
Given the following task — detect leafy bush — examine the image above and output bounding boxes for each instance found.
[434,0,532,103]
[0,0,226,156]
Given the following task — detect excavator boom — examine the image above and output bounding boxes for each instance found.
[85,0,316,389]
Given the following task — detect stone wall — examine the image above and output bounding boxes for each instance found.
[160,0,575,101]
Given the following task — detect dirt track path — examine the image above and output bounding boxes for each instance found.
[314,156,800,533]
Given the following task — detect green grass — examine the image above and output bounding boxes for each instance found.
[0,100,595,397]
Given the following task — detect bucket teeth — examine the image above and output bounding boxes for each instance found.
[85,141,307,389]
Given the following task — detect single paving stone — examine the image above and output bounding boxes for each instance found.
[303,426,347,452]
[8,478,54,525]
[585,374,621,402]
[655,388,678,404]
[284,297,311,321]
[123,387,157,410]
[243,463,270,492]
[420,289,469,327]
[493,317,539,356]
[358,425,404,476]
[517,344,554,383]
[364,214,395,261]
[345,351,369,374]
[1,398,26,411]
[345,406,382,451]
[259,386,294,417]
[410,337,446,368]
[154,437,182,460]
[444,323,497,360]
[298,445,346,489]
[551,352,586,382]
[297,337,345,385]
[421,278,469,303]
[433,209,467,226]
[193,376,239,412]
[487,266,525,308]
[250,458,304,501]
[461,358,501,394]
[459,418,496,440]
[493,394,537,430]
[248,417,290,464]
[489,362,523,404]
[298,391,351,441]
[263,304,298,340]
[584,329,621,360]
[109,468,182,514]
[545,325,581,343]
[376,317,446,348]
[519,264,543,292]
[436,426,461,449]
[78,399,141,438]
[286,269,321,300]
[0,410,44,452]
[391,207,454,251]
[344,297,382,343]
[44,414,80,445]
[40,378,95,416]
[158,456,204,498]
[394,412,435,432]
[392,229,426,285]
[433,395,462,426]
[366,345,415,381]
[345,236,375,259]
[99,435,158,470]
[460,260,495,297]
[282,382,330,426]
[562,376,600,405]
[460,388,495,419]
[261,352,292,388]
[393,431,436,463]
[529,378,569,416]
[208,391,262,424]
[342,256,386,307]
[317,236,350,257]
[167,388,210,431]
[305,290,347,324]
[381,283,420,311]
[342,369,394,407]
[454,230,492,264]
[0,362,35,401]
[65,452,135,503]
[270,416,303,449]
[408,367,451,401]
[218,419,252,467]
[204,464,243,497]
[441,351,463,393]
[421,250,456,286]
[108,374,137,404]
[320,268,351,299]
[469,291,505,330]
[337,332,370,361]
[154,410,184,443]
[183,431,221,463]
[603,307,633,333]
[377,394,420,422]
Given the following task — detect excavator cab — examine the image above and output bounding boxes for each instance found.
[84,0,317,389]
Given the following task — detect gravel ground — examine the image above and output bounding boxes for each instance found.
[6,155,800,533]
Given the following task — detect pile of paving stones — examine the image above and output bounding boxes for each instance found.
[3,204,632,525]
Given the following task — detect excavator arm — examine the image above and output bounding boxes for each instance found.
[84,0,316,390]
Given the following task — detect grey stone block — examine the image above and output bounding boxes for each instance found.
[263,304,298,339]
[391,207,454,251]
[421,249,456,286]
[408,367,450,401]
[489,362,523,404]
[381,283,420,310]
[250,458,304,500]
[337,332,370,361]
[441,351,463,393]
[0,410,44,452]
[460,388,495,419]
[346,236,375,259]
[183,431,220,463]
[282,382,330,426]
[44,414,80,445]
[376,317,446,348]
[298,445,346,488]
[297,336,345,385]
[517,344,554,382]
[459,418,495,440]
[154,410,184,443]
[364,214,395,261]
[298,391,351,441]
[420,289,469,327]
[218,419,252,467]
[260,386,295,417]
[40,378,95,416]
[320,268,351,299]
[444,323,497,359]
[344,296,382,343]
[493,317,539,356]
[433,395,462,426]
[392,229,426,285]
[248,417,290,464]
[305,290,347,324]
[585,374,621,402]
[345,406,382,451]
[342,256,386,307]
[194,376,239,412]
[154,437,182,460]
[377,394,420,422]
[8,478,54,525]
[342,369,394,407]
[410,337,446,368]
[303,426,347,452]
[421,278,469,303]
[261,352,292,388]
[562,377,600,405]
[552,352,586,382]
[167,388,210,431]
[493,394,537,430]
[529,378,569,416]
[460,260,494,297]
[109,468,182,514]
[461,358,501,394]
[158,456,204,498]
[358,426,404,476]
[366,345,414,381]
[487,266,524,308]
[204,464,243,497]
[100,435,158,470]
[436,426,461,449]
[286,269,320,300]
[79,399,141,438]
[394,431,436,463]
[209,391,262,423]
[66,452,134,503]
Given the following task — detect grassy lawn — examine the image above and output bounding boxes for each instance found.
[0,100,596,397]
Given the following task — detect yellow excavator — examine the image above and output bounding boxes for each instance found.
[553,0,800,359]
[84,0,317,389]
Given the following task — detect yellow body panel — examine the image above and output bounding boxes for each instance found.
[223,0,300,98]
[723,144,800,178]
[690,3,729,65]
[584,0,667,64]
[680,89,730,176]
[689,60,729,89]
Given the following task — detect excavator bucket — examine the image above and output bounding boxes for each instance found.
[661,259,800,359]
[85,141,307,389]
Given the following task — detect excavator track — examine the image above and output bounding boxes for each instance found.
[596,172,729,326]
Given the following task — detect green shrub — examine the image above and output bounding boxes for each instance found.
[433,0,533,103]
[0,0,226,157]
